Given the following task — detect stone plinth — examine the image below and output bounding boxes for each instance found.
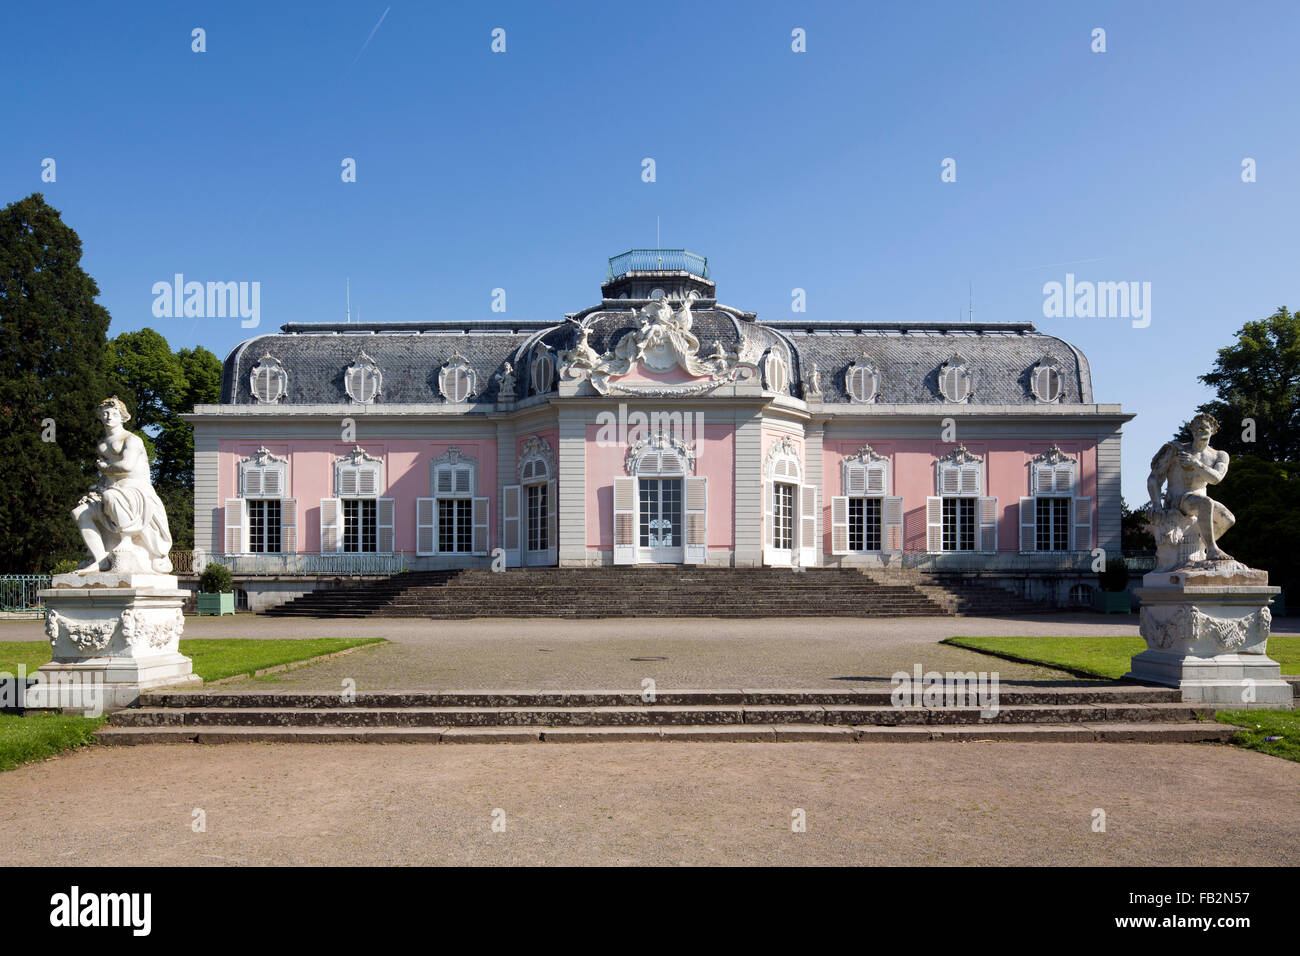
[32,573,201,715]
[1129,568,1290,708]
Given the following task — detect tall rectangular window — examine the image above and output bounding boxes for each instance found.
[526,483,548,551]
[247,499,282,553]
[942,497,976,552]
[343,499,377,553]
[848,497,882,552]
[438,499,473,553]
[1036,497,1070,551]
[774,483,795,551]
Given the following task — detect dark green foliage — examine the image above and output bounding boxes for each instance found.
[0,194,111,572]
[199,562,233,594]
[1099,554,1129,592]
[1120,496,1155,552]
[49,559,78,574]
[1213,456,1300,599]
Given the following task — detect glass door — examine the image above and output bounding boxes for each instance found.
[638,478,683,563]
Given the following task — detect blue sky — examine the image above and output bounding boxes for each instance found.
[5,0,1298,505]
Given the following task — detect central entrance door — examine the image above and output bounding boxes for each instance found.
[638,477,683,563]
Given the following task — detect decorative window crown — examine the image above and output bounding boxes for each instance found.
[845,359,880,404]
[764,436,802,481]
[432,447,477,497]
[937,354,973,404]
[843,444,890,495]
[1030,355,1063,404]
[935,444,983,496]
[518,435,557,483]
[438,352,477,404]
[1030,444,1077,495]
[240,447,287,497]
[626,432,696,476]
[250,354,288,404]
[335,447,383,497]
[345,351,382,405]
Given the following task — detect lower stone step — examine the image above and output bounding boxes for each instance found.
[93,722,1239,745]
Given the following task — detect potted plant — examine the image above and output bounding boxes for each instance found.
[1093,555,1132,613]
[197,563,236,616]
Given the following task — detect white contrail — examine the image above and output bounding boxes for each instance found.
[350,6,391,68]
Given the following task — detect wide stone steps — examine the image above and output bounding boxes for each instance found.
[260,566,1049,618]
[94,686,1236,745]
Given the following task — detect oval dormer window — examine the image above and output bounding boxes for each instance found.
[438,352,477,404]
[345,352,382,405]
[845,360,880,404]
[1030,358,1063,404]
[250,354,287,404]
[938,356,972,404]
[531,348,555,395]
[764,350,789,393]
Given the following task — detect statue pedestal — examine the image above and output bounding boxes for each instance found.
[31,574,201,715]
[1129,566,1290,709]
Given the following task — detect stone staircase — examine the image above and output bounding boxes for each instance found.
[261,567,1050,618]
[95,685,1236,745]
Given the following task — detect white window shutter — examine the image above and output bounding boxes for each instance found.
[435,465,453,496]
[831,496,849,555]
[685,476,708,565]
[501,485,521,567]
[546,479,558,561]
[613,476,635,565]
[883,496,903,553]
[263,467,282,497]
[866,463,887,496]
[320,498,341,554]
[339,467,358,497]
[979,496,998,553]
[377,497,395,553]
[243,468,263,497]
[1073,497,1092,552]
[280,498,297,553]
[224,498,247,553]
[416,498,436,556]
[960,464,981,496]
[1034,464,1054,496]
[455,466,472,496]
[1056,463,1075,495]
[926,497,943,553]
[359,466,378,497]
[939,465,959,495]
[846,463,867,496]
[1019,496,1036,554]
[471,497,489,555]
[799,484,818,567]
[763,480,776,564]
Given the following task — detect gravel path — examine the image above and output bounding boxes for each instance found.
[1,741,1294,866]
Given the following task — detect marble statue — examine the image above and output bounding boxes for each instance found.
[72,397,174,574]
[1145,412,1237,570]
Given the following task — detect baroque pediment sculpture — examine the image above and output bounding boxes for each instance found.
[559,299,757,395]
[72,397,174,574]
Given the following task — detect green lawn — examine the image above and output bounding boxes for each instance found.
[943,635,1300,681]
[944,634,1300,762]
[0,713,106,772]
[0,637,387,772]
[0,636,386,683]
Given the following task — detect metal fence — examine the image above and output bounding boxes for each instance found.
[0,575,51,612]
[607,249,709,280]
[198,552,407,577]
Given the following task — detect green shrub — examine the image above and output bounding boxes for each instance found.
[199,563,234,594]
[49,559,79,575]
[1099,554,1130,592]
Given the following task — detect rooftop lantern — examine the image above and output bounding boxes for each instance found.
[600,249,716,302]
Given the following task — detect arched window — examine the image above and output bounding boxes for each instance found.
[345,352,382,405]
[845,359,880,404]
[438,352,477,404]
[250,354,287,404]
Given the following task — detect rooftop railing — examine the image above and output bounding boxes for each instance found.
[607,249,709,280]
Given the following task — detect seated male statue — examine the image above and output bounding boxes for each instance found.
[1146,412,1234,566]
[71,396,174,574]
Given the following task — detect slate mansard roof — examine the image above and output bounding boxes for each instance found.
[219,287,1093,408]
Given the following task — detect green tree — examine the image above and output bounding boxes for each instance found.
[1213,457,1300,600]
[1120,497,1155,552]
[0,193,111,572]
[1180,307,1300,459]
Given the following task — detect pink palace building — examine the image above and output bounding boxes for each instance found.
[187,250,1133,609]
